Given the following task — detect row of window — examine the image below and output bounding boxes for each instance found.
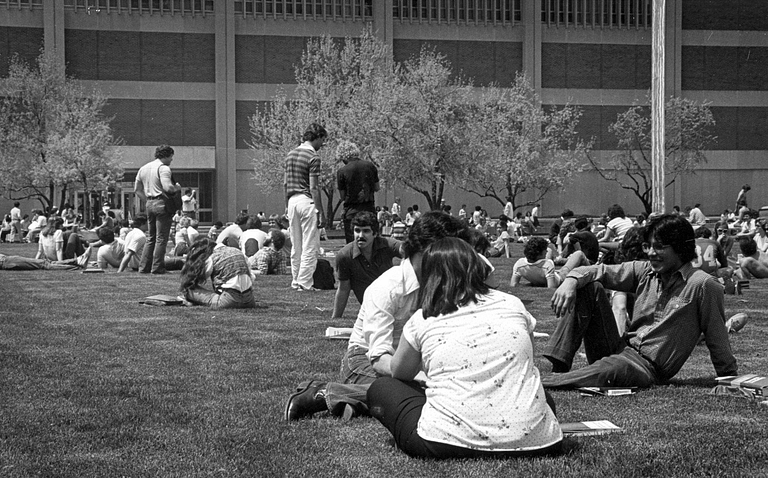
[393,0,522,24]
[61,0,215,15]
[234,0,373,19]
[542,0,652,29]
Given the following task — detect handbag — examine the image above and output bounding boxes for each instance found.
[156,166,184,215]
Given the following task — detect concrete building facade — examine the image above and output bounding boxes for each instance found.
[1,0,767,221]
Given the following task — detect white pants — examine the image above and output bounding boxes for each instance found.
[287,194,319,289]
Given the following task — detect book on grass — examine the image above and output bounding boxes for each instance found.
[82,268,104,273]
[560,420,623,437]
[716,374,768,398]
[578,387,637,397]
[139,294,184,306]
[325,327,353,340]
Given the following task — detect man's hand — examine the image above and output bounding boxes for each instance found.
[551,277,578,318]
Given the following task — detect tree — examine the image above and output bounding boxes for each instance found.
[458,74,591,213]
[587,97,716,215]
[249,29,395,220]
[377,47,475,210]
[0,51,123,218]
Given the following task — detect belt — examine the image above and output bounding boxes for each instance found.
[147,195,162,200]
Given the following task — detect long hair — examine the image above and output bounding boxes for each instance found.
[418,237,490,319]
[180,236,216,291]
[41,217,63,237]
[401,211,470,259]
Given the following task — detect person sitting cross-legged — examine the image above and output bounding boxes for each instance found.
[541,213,737,389]
[180,236,263,309]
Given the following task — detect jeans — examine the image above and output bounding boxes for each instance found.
[140,198,172,274]
[63,231,87,260]
[541,282,658,389]
[287,194,319,289]
[8,220,21,242]
[184,287,257,309]
[0,254,80,271]
[367,378,563,459]
[324,346,378,416]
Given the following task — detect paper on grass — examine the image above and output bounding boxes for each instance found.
[325,327,353,340]
[560,420,623,436]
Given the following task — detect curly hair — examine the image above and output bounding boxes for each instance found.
[607,204,626,220]
[523,237,549,262]
[180,236,216,292]
[155,144,174,159]
[352,211,379,234]
[336,140,361,163]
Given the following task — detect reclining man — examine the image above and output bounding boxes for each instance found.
[331,211,402,320]
[285,211,470,420]
[541,213,737,389]
[94,214,185,272]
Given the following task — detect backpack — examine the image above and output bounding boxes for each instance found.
[312,258,335,290]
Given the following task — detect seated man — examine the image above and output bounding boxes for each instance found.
[562,216,599,264]
[248,229,288,275]
[216,212,250,248]
[284,212,469,420]
[239,216,268,258]
[691,226,728,277]
[542,214,737,389]
[511,237,590,289]
[331,211,402,320]
[735,237,768,279]
[94,215,185,272]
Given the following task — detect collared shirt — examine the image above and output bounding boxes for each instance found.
[336,236,402,303]
[248,246,287,275]
[566,261,737,381]
[284,142,320,200]
[135,159,174,198]
[124,228,147,270]
[347,258,420,364]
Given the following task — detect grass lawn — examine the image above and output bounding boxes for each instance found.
[1,239,767,477]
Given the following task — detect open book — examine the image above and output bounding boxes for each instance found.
[560,420,623,437]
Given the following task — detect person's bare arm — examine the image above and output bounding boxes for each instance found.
[118,250,135,273]
[391,339,421,381]
[331,279,352,319]
[309,174,326,229]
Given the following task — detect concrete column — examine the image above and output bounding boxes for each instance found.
[214,1,237,222]
[522,0,541,93]
[667,0,683,209]
[43,0,65,71]
[372,0,393,50]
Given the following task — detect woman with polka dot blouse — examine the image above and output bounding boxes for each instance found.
[367,237,562,459]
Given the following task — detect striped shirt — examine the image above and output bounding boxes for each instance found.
[284,142,321,200]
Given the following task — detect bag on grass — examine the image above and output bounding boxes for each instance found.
[312,258,335,290]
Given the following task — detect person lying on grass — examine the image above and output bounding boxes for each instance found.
[367,237,562,459]
[95,217,185,273]
[541,213,737,389]
[510,237,590,289]
[284,211,471,421]
[0,248,91,271]
[180,236,263,309]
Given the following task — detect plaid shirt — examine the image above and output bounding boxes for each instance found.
[284,142,321,200]
[249,246,287,275]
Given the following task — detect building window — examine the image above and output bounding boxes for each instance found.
[393,0,520,25]
[542,0,651,29]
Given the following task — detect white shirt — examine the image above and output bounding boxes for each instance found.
[512,257,557,286]
[348,258,421,363]
[606,216,634,241]
[124,228,147,270]
[403,290,562,451]
[182,193,197,212]
[97,239,126,269]
[239,228,268,256]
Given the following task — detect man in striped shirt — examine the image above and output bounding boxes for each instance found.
[284,123,328,291]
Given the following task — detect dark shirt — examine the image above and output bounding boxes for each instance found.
[569,230,600,263]
[692,238,726,275]
[337,159,379,208]
[567,261,737,381]
[335,236,402,303]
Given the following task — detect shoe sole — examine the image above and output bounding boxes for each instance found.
[284,380,317,421]
[726,312,749,333]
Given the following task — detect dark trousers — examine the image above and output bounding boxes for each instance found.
[63,231,86,260]
[342,203,375,244]
[541,282,658,389]
[367,377,562,459]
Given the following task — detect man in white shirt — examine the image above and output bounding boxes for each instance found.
[285,212,470,421]
[181,188,197,219]
[239,216,268,258]
[391,197,401,218]
[8,202,21,243]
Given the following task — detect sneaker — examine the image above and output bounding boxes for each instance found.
[76,247,92,268]
[725,313,748,333]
